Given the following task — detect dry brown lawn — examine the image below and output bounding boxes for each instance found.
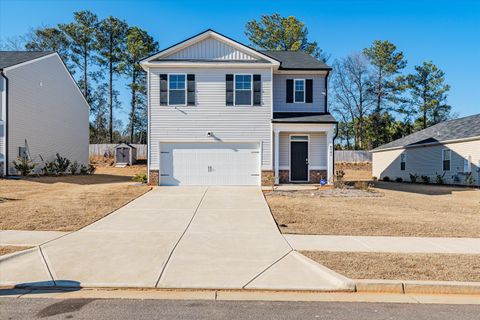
[303,251,480,282]
[0,246,32,256]
[266,182,480,237]
[335,162,372,181]
[0,165,150,231]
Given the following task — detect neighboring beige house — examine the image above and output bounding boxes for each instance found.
[140,29,337,186]
[0,51,89,175]
[372,114,480,186]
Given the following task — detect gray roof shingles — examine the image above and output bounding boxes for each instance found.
[372,114,480,152]
[273,112,337,123]
[0,51,54,69]
[260,50,331,70]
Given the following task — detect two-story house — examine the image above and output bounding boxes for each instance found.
[140,30,336,186]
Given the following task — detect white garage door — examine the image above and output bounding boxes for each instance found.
[159,142,261,186]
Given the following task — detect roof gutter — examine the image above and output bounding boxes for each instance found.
[1,70,8,176]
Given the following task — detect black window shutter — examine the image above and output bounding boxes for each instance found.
[226,74,234,106]
[187,74,195,106]
[160,74,168,106]
[253,74,261,106]
[306,79,313,103]
[286,79,293,103]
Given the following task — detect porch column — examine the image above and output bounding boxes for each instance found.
[274,129,280,184]
[327,129,334,184]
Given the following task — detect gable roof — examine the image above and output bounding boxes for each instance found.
[0,51,54,69]
[141,29,280,66]
[260,50,331,70]
[372,114,480,152]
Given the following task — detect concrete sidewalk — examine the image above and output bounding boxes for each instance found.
[0,187,353,291]
[285,235,480,254]
[0,231,68,246]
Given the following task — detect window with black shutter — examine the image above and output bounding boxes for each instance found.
[286,79,293,103]
[187,74,195,106]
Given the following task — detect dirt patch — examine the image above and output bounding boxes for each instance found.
[0,246,32,256]
[0,166,150,231]
[335,162,372,181]
[303,251,480,282]
[266,181,480,237]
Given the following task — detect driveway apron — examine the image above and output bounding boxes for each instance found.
[0,186,353,291]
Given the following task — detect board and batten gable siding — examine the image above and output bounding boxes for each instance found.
[6,54,89,174]
[273,74,326,113]
[372,139,480,185]
[162,38,258,61]
[149,67,272,171]
[279,132,327,169]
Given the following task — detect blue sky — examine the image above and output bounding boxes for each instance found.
[1,0,479,124]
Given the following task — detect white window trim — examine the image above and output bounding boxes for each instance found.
[293,79,306,103]
[167,73,187,106]
[288,134,310,182]
[400,153,406,171]
[442,149,451,171]
[234,73,253,106]
[464,155,472,173]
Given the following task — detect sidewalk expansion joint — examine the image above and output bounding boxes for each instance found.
[38,246,56,286]
[241,249,293,289]
[154,187,209,287]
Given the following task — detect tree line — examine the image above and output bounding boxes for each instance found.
[2,12,453,150]
[243,14,453,150]
[2,10,158,144]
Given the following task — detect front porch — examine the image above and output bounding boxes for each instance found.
[272,123,335,185]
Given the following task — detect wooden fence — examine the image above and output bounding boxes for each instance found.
[335,150,371,163]
[89,144,147,159]
[90,145,371,162]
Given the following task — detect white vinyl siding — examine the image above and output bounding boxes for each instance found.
[372,139,480,185]
[279,132,327,169]
[163,37,258,61]
[149,67,272,171]
[273,74,326,112]
[5,54,89,174]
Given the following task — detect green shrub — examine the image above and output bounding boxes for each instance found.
[382,176,390,182]
[12,157,36,176]
[420,175,430,184]
[79,164,89,175]
[372,176,378,181]
[69,161,79,175]
[395,177,403,183]
[435,172,446,185]
[132,173,147,184]
[409,173,418,183]
[464,173,475,186]
[53,153,71,174]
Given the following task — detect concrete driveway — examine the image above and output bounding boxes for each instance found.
[0,187,353,291]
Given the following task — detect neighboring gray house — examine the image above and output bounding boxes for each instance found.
[0,51,89,176]
[372,114,480,186]
[140,30,336,186]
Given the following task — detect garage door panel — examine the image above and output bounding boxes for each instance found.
[160,142,260,186]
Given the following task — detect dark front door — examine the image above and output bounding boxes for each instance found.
[290,141,308,181]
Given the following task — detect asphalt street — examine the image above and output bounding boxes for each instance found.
[1,298,479,320]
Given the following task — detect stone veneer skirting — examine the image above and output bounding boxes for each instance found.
[261,170,274,186]
[148,170,159,186]
[276,169,328,184]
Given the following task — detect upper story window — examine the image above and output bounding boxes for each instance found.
[168,74,186,106]
[442,149,451,171]
[294,79,305,103]
[234,74,252,106]
[400,153,406,171]
[463,155,472,173]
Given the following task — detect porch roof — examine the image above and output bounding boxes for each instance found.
[272,112,337,124]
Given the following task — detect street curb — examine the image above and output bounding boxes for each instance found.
[354,279,480,295]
